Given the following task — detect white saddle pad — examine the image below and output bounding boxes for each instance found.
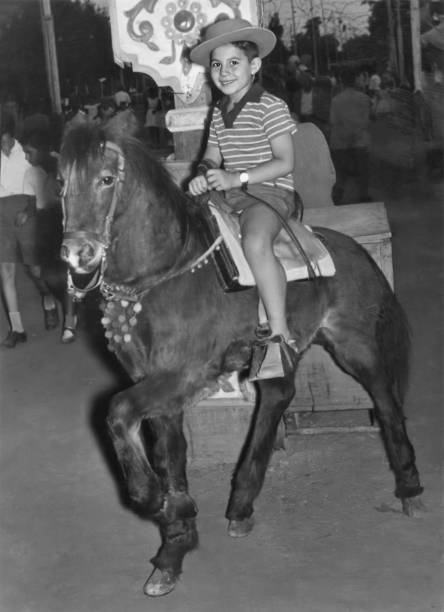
[208,201,336,286]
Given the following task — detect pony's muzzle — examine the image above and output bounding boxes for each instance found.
[61,237,104,273]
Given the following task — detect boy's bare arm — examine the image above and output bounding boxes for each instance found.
[206,132,294,192]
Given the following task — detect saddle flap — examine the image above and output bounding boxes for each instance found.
[207,199,336,287]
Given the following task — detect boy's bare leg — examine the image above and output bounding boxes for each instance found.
[239,205,289,340]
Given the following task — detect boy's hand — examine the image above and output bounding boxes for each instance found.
[206,169,237,191]
[188,175,209,196]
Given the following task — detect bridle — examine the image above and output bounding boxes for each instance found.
[61,141,125,300]
[62,141,222,302]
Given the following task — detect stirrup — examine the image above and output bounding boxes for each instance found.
[249,335,298,381]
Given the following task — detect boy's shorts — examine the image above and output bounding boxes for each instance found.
[0,195,39,265]
[224,185,301,220]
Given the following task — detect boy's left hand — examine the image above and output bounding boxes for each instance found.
[206,169,238,191]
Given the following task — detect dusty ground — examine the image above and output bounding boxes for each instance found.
[0,127,443,611]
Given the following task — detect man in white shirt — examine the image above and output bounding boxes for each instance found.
[0,115,59,348]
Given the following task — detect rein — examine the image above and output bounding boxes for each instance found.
[63,141,222,302]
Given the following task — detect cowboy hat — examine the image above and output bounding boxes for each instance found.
[190,18,276,67]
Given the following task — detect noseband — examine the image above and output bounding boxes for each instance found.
[62,141,125,300]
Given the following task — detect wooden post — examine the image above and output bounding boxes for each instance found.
[39,0,62,115]
[385,0,399,74]
[172,87,209,162]
[394,0,405,83]
[410,0,423,91]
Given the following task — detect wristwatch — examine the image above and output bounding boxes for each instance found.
[239,171,249,190]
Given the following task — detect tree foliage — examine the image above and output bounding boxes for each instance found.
[0,0,114,108]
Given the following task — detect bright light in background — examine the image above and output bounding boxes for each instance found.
[262,0,370,45]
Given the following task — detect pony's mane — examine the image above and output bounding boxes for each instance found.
[60,123,196,232]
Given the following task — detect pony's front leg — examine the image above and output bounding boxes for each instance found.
[143,412,198,597]
[226,374,296,537]
[107,389,163,515]
[107,377,198,597]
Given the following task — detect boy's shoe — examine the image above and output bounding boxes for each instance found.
[255,322,272,339]
[1,330,27,349]
[249,335,298,381]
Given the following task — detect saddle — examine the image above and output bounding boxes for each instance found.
[199,192,336,292]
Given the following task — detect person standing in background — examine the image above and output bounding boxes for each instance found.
[21,129,79,344]
[329,68,373,205]
[0,116,59,348]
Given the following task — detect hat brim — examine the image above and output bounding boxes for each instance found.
[190,27,276,67]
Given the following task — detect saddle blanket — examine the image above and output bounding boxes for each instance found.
[207,198,336,287]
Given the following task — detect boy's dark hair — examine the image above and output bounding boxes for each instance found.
[1,112,16,138]
[211,40,259,63]
[232,40,259,62]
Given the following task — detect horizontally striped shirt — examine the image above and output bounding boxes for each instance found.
[208,84,297,193]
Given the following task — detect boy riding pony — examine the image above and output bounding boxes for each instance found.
[189,17,300,380]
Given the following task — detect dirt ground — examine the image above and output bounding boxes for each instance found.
[0,129,443,611]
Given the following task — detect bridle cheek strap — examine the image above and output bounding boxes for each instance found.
[62,141,126,299]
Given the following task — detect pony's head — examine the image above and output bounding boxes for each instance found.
[59,126,125,275]
[59,117,193,298]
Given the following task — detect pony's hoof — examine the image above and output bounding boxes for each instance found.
[227,516,254,538]
[143,569,178,597]
[402,496,426,517]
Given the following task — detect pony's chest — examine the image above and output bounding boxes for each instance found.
[100,298,149,380]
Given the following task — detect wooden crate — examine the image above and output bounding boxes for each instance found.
[184,202,393,463]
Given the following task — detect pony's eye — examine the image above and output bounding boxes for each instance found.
[100,176,115,187]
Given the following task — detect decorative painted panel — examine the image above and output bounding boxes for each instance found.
[109,0,261,104]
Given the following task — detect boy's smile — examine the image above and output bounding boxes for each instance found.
[210,43,261,105]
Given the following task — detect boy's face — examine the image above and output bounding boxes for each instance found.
[210,43,261,104]
[23,144,44,167]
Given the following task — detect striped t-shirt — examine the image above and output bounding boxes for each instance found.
[208,84,297,193]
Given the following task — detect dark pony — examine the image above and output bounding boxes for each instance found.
[59,122,423,597]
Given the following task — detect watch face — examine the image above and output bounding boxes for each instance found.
[240,172,249,184]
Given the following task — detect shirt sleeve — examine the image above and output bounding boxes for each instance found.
[207,107,219,147]
[23,167,36,197]
[262,96,297,140]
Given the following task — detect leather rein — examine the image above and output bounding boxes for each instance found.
[62,141,221,302]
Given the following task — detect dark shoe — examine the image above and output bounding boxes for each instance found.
[1,330,27,349]
[44,306,59,330]
[249,335,298,381]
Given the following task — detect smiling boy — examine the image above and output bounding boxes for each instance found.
[189,18,300,379]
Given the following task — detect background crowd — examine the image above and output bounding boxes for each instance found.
[0,46,441,350]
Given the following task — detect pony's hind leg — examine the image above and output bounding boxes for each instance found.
[142,413,198,597]
[320,316,423,513]
[226,373,296,537]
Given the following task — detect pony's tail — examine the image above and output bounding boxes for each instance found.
[376,289,411,406]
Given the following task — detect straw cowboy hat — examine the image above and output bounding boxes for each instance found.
[190,18,276,67]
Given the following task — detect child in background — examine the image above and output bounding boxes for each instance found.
[22,129,78,343]
[0,120,59,348]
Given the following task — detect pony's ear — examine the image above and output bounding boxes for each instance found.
[105,109,141,140]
